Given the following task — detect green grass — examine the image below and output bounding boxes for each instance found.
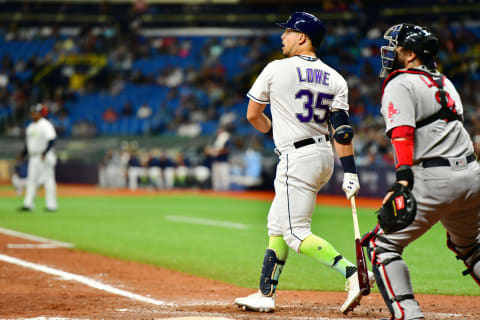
[0,193,477,295]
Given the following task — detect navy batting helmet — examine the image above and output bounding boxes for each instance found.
[380,23,439,77]
[276,12,326,48]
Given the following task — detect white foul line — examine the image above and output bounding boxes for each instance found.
[0,254,172,307]
[7,243,70,249]
[0,227,74,248]
[166,215,248,229]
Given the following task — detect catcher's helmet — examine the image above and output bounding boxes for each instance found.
[380,23,439,77]
[276,12,326,48]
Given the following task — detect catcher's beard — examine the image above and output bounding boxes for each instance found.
[391,54,407,73]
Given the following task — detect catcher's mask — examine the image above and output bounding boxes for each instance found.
[380,23,439,78]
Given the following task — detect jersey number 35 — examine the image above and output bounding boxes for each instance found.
[295,89,333,124]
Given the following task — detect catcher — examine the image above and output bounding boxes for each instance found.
[362,24,480,320]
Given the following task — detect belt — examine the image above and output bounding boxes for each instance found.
[275,135,330,156]
[293,135,329,148]
[422,154,476,168]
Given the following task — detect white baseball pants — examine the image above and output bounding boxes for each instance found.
[24,154,57,210]
[267,139,334,252]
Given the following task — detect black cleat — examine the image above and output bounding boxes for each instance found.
[17,206,33,212]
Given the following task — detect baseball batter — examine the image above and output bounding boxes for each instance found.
[18,104,58,212]
[362,24,480,320]
[234,12,373,313]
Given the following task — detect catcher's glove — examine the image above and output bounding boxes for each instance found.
[377,183,417,234]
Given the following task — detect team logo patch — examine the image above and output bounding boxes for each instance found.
[395,196,405,210]
[388,102,400,123]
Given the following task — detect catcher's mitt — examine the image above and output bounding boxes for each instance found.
[377,183,417,234]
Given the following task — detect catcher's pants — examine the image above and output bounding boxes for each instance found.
[268,136,333,252]
[24,154,57,210]
[374,159,480,319]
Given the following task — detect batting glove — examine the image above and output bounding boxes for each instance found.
[342,173,360,199]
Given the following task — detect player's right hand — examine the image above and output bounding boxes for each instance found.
[342,173,360,199]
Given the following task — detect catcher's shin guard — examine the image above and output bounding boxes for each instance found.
[259,249,286,296]
[362,228,422,320]
[446,232,480,286]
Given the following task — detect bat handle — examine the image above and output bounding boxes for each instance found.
[350,196,361,240]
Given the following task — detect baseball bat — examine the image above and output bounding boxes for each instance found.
[350,196,370,295]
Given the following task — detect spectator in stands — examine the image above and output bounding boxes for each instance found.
[158,66,184,88]
[178,39,192,58]
[3,11,479,175]
[103,106,118,123]
[137,102,152,119]
[1,55,14,74]
[72,120,97,137]
[121,100,134,117]
[53,109,71,136]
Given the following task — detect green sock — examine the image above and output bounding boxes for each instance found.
[299,234,356,278]
[268,236,289,261]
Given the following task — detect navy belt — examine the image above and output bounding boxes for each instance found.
[422,154,476,168]
[293,135,330,149]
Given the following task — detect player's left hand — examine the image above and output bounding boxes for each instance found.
[381,180,409,205]
[377,182,417,233]
[342,173,360,199]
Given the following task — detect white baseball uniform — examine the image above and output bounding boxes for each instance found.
[375,66,480,319]
[210,129,231,191]
[248,54,349,252]
[23,117,58,210]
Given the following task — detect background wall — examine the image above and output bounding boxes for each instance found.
[1,0,479,196]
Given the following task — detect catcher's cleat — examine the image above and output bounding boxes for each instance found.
[234,291,275,312]
[341,271,375,314]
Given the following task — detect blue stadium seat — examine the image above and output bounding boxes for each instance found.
[199,121,217,135]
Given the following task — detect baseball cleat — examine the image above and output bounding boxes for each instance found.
[17,206,32,212]
[234,291,275,312]
[341,271,375,314]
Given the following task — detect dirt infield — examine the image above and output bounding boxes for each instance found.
[0,186,478,319]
